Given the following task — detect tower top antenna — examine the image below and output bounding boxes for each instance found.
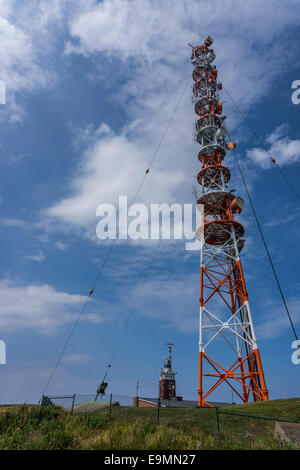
[165,343,174,364]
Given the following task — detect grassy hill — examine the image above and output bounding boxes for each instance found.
[0,398,299,450]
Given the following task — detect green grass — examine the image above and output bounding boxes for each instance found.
[0,398,299,450]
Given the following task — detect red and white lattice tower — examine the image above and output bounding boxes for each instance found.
[191,36,269,406]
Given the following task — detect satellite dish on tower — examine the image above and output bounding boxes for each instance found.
[216,127,227,139]
[231,197,245,214]
[204,36,214,46]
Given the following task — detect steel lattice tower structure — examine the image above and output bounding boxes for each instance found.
[191,36,269,406]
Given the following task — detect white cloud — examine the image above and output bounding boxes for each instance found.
[63,353,90,365]
[0,279,101,334]
[2,218,25,227]
[65,0,300,108]
[54,241,67,251]
[65,0,299,64]
[265,214,294,228]
[25,251,46,262]
[0,7,46,120]
[0,358,99,403]
[42,0,300,234]
[0,0,97,120]
[65,0,193,61]
[84,313,104,324]
[0,0,298,122]
[256,296,300,340]
[0,15,44,93]
[247,124,300,168]
[44,124,185,234]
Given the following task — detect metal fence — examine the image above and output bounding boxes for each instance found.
[214,407,300,432]
[41,393,135,413]
[41,394,300,433]
[41,394,206,412]
[41,394,76,412]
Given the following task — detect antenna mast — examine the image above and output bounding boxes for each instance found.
[191,36,268,406]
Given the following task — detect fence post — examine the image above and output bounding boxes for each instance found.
[157,398,161,424]
[216,407,220,432]
[71,394,75,414]
[109,393,112,417]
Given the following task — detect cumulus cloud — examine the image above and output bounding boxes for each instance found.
[65,0,194,61]
[44,124,185,234]
[0,4,47,120]
[0,269,201,337]
[63,353,90,365]
[1,0,299,127]
[247,124,300,168]
[25,251,46,262]
[0,0,97,120]
[0,279,103,334]
[0,16,45,93]
[0,0,293,233]
[2,218,25,227]
[54,241,68,251]
[65,0,300,107]
[41,0,300,235]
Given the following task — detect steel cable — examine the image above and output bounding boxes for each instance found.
[40,73,191,399]
[227,128,299,346]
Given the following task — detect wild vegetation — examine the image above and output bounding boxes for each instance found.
[0,398,299,450]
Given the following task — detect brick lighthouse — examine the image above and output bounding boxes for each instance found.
[159,343,176,399]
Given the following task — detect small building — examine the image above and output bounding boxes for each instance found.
[132,397,230,408]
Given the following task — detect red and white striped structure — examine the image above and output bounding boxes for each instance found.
[191,37,269,406]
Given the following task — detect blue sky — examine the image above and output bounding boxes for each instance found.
[0,0,300,404]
